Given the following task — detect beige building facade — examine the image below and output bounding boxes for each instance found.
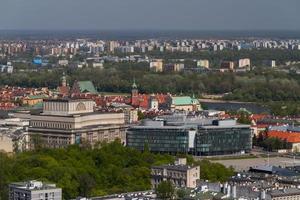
[150,59,163,72]
[197,59,209,68]
[0,133,14,153]
[238,58,251,68]
[151,158,200,189]
[28,99,127,149]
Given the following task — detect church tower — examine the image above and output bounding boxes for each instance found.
[58,72,70,97]
[131,79,139,106]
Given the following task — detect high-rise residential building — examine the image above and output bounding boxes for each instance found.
[238,58,251,68]
[197,60,210,68]
[117,46,135,53]
[107,41,119,52]
[9,180,62,200]
[221,61,235,70]
[164,63,184,72]
[263,60,276,68]
[27,99,127,149]
[149,59,163,72]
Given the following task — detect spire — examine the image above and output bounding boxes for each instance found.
[132,78,137,89]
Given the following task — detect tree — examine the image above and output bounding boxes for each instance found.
[137,110,145,120]
[0,153,10,200]
[31,134,44,151]
[156,181,175,200]
[0,142,234,199]
[78,173,96,197]
[199,159,234,182]
[261,137,292,151]
[237,111,251,124]
[176,189,187,199]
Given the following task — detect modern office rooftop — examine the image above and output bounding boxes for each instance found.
[9,180,58,191]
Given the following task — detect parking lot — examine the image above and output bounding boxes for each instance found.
[211,156,300,171]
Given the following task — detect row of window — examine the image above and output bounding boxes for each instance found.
[31,121,72,129]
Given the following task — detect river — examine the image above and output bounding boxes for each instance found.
[200,100,270,114]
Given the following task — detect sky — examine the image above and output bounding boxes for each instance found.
[0,0,300,31]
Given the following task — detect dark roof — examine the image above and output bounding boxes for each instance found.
[152,164,197,172]
[269,188,300,197]
[249,165,299,177]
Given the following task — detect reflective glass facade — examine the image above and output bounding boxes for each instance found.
[195,126,252,156]
[127,127,190,154]
[127,123,252,156]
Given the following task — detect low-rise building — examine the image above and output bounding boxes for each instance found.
[266,188,300,200]
[9,180,62,200]
[151,158,200,188]
[267,130,300,152]
[22,95,47,106]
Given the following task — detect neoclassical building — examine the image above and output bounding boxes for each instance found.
[28,99,127,149]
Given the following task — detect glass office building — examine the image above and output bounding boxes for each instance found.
[127,119,252,156]
[127,126,193,154]
[195,125,252,156]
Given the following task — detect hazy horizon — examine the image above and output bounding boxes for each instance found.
[1,0,300,31]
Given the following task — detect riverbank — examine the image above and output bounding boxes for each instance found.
[199,98,255,104]
[199,99,270,114]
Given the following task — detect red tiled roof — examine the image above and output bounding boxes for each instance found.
[250,114,269,121]
[256,124,269,128]
[268,130,300,143]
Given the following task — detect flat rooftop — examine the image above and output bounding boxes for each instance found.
[152,164,197,172]
[198,124,250,129]
[31,111,123,117]
[10,181,59,191]
[43,98,94,102]
[129,125,190,130]
[269,188,300,197]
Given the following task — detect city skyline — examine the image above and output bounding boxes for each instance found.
[0,0,300,31]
